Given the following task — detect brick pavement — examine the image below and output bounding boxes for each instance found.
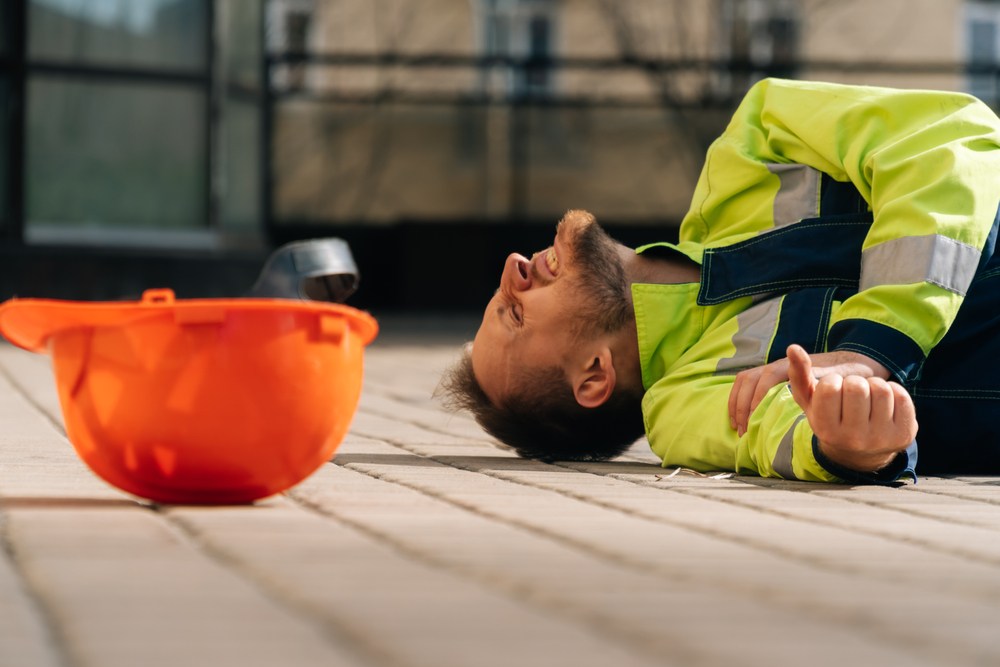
[0,316,998,667]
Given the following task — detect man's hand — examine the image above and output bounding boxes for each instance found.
[728,348,891,436]
[786,344,917,473]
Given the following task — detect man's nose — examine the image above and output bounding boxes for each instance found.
[501,253,532,291]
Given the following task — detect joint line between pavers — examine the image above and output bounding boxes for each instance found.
[0,362,66,436]
[283,474,699,666]
[325,436,966,663]
[0,509,78,667]
[358,397,1000,569]
[616,475,1000,569]
[154,505,401,667]
[342,427,1000,662]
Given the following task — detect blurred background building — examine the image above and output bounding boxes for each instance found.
[2,0,999,311]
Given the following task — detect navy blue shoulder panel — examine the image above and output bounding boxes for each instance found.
[827,318,926,384]
[767,286,855,362]
[698,214,872,305]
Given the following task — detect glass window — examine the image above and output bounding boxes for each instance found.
[26,77,206,230]
[526,16,551,91]
[480,0,556,97]
[219,0,262,92]
[28,0,207,70]
[217,0,262,230]
[219,99,260,229]
[968,10,999,102]
[717,0,800,96]
[265,1,316,93]
[970,20,997,62]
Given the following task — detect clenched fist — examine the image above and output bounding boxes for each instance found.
[786,344,918,473]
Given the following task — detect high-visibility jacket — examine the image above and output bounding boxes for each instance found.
[636,78,1000,483]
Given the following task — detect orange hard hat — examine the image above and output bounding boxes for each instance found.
[0,287,377,504]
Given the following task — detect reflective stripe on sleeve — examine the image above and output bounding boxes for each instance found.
[860,234,981,296]
[767,163,821,228]
[715,297,782,374]
[772,414,806,480]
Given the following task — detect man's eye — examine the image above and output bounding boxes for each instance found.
[511,304,523,325]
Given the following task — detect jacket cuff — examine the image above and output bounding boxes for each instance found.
[812,437,918,485]
[827,319,925,384]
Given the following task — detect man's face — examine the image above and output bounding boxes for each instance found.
[471,213,629,404]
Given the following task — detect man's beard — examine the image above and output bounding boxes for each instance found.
[560,213,631,336]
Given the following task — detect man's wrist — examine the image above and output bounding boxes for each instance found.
[812,437,919,485]
[829,350,890,380]
[814,438,896,474]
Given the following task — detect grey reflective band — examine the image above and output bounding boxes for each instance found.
[767,163,821,229]
[860,234,981,296]
[716,297,782,374]
[772,414,806,480]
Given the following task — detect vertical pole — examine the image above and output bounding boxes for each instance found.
[205,0,218,232]
[260,0,275,242]
[508,91,529,220]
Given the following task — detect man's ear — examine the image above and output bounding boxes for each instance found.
[571,347,616,408]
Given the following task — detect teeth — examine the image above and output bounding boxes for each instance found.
[546,247,559,274]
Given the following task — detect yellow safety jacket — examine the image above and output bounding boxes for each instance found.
[636,78,1000,483]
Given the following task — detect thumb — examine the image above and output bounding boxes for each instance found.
[787,344,816,411]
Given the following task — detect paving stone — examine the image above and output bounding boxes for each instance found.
[6,506,368,667]
[323,436,1000,663]
[167,499,668,667]
[296,448,954,667]
[0,517,63,667]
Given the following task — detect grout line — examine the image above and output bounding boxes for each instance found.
[154,505,403,667]
[668,481,1000,565]
[328,433,977,664]
[0,362,66,437]
[0,509,78,667]
[362,386,1000,504]
[807,485,1000,532]
[283,472,705,666]
[349,417,1000,606]
[359,398,1000,557]
[899,483,1000,507]
[351,425,933,582]
[580,469,1000,566]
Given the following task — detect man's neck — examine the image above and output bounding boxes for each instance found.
[621,245,701,286]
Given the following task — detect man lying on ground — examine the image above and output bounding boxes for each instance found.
[441,78,1000,484]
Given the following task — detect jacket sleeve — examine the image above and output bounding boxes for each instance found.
[686,78,1000,383]
[643,372,917,484]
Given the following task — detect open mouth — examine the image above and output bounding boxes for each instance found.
[545,246,559,275]
[532,245,559,282]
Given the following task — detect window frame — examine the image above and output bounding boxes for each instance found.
[715,0,801,99]
[476,0,558,99]
[965,0,1000,103]
[0,0,265,251]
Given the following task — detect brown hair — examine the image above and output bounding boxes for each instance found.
[438,348,645,462]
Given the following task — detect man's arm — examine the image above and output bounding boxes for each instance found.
[728,349,890,437]
[644,351,917,483]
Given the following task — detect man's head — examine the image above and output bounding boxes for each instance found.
[439,210,645,461]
